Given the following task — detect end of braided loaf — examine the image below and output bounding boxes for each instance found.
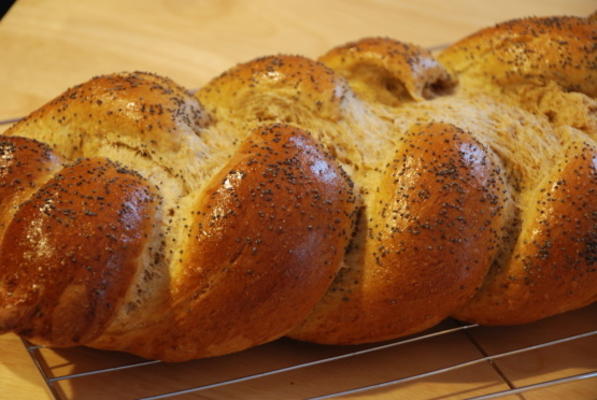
[0,73,357,361]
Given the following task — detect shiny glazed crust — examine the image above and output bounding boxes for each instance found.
[438,16,597,97]
[3,72,211,197]
[0,14,595,360]
[198,55,352,123]
[291,123,512,343]
[0,137,63,241]
[0,155,158,345]
[91,124,357,361]
[454,140,597,324]
[319,37,456,104]
[0,74,356,361]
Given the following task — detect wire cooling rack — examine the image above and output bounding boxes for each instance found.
[15,305,597,400]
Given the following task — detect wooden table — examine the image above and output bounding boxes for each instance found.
[1,1,596,399]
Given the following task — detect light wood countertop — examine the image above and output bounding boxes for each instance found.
[0,1,595,399]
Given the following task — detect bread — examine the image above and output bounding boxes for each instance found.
[0,14,595,361]
[0,76,356,361]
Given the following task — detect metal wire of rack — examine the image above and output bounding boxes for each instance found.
[18,320,597,400]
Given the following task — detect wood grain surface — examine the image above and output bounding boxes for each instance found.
[0,1,596,399]
[1,0,595,120]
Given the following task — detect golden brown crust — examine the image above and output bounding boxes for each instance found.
[435,14,597,325]
[454,140,597,324]
[0,137,63,240]
[197,55,352,123]
[0,158,158,345]
[195,53,377,184]
[90,124,356,361]
[290,122,512,344]
[438,16,597,97]
[4,72,210,194]
[0,14,594,360]
[319,37,456,105]
[6,72,209,149]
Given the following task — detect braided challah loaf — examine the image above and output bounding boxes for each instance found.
[0,15,595,361]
